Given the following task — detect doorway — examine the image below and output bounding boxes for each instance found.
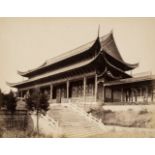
[54,84,66,103]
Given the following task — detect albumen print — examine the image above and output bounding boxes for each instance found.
[0,18,155,137]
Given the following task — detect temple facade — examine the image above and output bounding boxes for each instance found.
[8,31,155,105]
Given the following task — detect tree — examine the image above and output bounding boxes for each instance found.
[0,89,3,109]
[25,91,34,110]
[5,91,17,113]
[40,91,49,112]
[32,89,41,134]
[26,89,49,112]
[25,88,49,134]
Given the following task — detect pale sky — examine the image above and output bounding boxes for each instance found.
[0,17,155,93]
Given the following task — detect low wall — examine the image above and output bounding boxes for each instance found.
[0,110,28,130]
[102,105,155,112]
[104,101,155,105]
[89,105,155,128]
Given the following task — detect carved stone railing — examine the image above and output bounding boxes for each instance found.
[31,111,62,137]
[69,96,96,103]
[49,96,96,104]
[61,98,69,103]
[68,103,105,130]
[41,114,59,129]
[70,97,84,103]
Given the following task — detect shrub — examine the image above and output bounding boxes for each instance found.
[139,108,148,115]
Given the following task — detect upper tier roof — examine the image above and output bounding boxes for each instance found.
[18,31,138,77]
[17,34,103,77]
[100,33,138,70]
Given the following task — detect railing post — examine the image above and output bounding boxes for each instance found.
[50,83,53,101]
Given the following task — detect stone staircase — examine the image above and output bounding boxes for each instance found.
[47,104,105,138]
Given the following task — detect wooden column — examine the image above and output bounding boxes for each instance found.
[145,87,149,103]
[130,88,132,103]
[102,83,105,102]
[50,83,53,100]
[66,80,69,100]
[121,88,123,102]
[126,90,129,102]
[140,88,143,102]
[111,88,113,102]
[83,76,86,102]
[94,74,98,102]
[135,88,138,103]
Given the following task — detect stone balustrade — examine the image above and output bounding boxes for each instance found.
[31,111,62,137]
[68,103,105,130]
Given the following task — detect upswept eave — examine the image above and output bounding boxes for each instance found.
[17,70,30,76]
[6,81,22,88]
[104,51,139,71]
[102,53,132,78]
[100,32,139,70]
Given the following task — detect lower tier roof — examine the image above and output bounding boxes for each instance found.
[104,75,155,86]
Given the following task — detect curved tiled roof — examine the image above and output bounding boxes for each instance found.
[104,74,155,86]
[7,52,101,87]
[100,32,138,70]
[17,32,111,77]
[100,32,123,61]
[18,31,138,77]
[18,38,98,76]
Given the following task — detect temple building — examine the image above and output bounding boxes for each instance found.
[7,31,155,104]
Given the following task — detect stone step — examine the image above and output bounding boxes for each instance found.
[64,127,103,134]
[63,128,103,136]
[47,104,104,137]
[65,130,104,138]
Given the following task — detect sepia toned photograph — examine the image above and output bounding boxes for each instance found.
[0,17,155,138]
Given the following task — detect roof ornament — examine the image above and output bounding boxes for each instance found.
[110,29,113,34]
[97,24,100,38]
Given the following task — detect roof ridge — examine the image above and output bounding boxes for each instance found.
[44,38,95,65]
[43,32,112,66]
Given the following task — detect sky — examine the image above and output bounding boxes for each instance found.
[0,17,155,93]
